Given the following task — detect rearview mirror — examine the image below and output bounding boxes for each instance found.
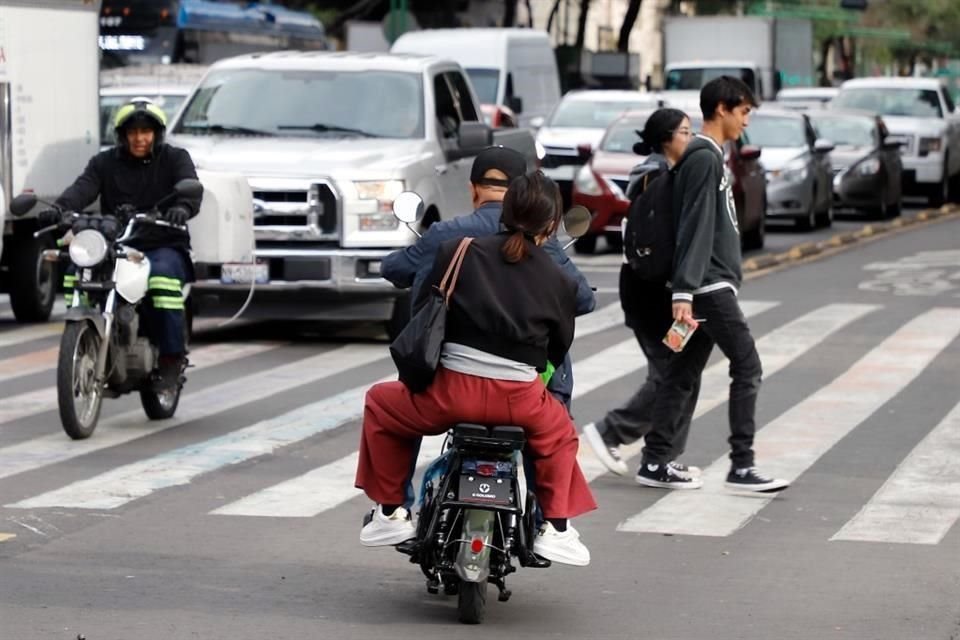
[458,121,493,153]
[739,144,762,161]
[392,191,425,225]
[562,205,592,241]
[174,178,204,200]
[506,95,523,115]
[9,192,38,217]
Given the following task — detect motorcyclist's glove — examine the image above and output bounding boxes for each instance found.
[71,213,95,235]
[99,215,120,240]
[37,208,63,228]
[162,205,190,226]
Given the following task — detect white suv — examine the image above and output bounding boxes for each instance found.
[832,77,960,205]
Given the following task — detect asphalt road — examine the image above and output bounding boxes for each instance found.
[0,208,958,639]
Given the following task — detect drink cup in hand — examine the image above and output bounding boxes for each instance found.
[663,318,699,353]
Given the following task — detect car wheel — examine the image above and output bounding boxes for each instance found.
[948,169,960,204]
[743,208,765,251]
[573,234,597,255]
[604,231,623,253]
[795,196,816,231]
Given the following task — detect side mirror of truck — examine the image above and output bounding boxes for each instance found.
[392,191,425,238]
[506,95,523,115]
[9,192,38,218]
[457,121,493,153]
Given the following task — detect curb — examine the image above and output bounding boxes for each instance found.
[742,204,960,276]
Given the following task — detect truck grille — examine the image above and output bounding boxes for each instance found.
[541,146,582,169]
[251,182,339,241]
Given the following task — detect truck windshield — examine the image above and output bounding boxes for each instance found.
[549,99,656,129]
[666,67,756,92]
[809,116,876,148]
[832,88,943,119]
[466,69,499,105]
[746,116,807,148]
[175,69,424,139]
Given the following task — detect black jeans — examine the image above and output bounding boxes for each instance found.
[595,327,701,459]
[643,288,762,469]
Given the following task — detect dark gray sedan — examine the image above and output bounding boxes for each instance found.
[809,110,904,218]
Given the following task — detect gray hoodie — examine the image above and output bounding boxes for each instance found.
[670,134,742,303]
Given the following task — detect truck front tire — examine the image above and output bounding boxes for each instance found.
[8,234,56,323]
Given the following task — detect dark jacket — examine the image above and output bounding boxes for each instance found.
[55,143,201,252]
[670,135,743,302]
[382,201,595,402]
[416,233,577,372]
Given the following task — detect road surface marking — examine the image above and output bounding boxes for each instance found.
[831,399,960,545]
[618,306,958,537]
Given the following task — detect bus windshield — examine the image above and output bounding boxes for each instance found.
[99,0,328,67]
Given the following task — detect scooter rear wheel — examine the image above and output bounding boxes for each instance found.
[57,322,103,440]
[457,580,487,624]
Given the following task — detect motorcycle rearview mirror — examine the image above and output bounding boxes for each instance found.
[174,178,204,200]
[9,193,39,218]
[393,191,425,238]
[561,205,592,250]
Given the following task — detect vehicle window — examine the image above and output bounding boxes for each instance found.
[101,93,187,145]
[832,88,944,118]
[549,98,656,128]
[175,69,424,139]
[942,88,956,115]
[810,116,877,147]
[666,67,756,91]
[744,116,807,148]
[465,68,499,106]
[434,74,460,139]
[600,118,648,152]
[445,71,480,122]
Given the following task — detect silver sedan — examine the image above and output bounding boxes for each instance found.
[747,109,834,230]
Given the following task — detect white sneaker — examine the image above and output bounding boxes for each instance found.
[533,522,590,566]
[360,505,416,547]
[582,423,629,476]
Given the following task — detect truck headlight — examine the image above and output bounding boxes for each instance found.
[69,230,109,268]
[918,137,943,156]
[354,180,405,213]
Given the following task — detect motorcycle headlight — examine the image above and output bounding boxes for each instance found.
[855,157,881,176]
[68,229,108,268]
[574,164,603,196]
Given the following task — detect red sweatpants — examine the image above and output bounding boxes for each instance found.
[355,367,597,519]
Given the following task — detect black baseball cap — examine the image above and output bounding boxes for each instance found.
[470,146,527,187]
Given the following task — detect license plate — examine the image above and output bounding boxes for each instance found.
[458,473,512,506]
[221,262,269,285]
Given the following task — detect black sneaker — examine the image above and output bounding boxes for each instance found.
[635,461,703,489]
[667,460,702,478]
[724,467,790,493]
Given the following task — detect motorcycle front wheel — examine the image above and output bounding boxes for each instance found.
[57,322,104,440]
[457,580,487,624]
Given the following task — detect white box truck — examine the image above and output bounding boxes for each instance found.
[0,0,101,322]
[662,16,814,102]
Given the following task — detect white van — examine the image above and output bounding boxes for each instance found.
[391,28,560,130]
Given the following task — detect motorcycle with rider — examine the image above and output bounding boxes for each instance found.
[8,98,202,439]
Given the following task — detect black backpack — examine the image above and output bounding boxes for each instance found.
[623,167,676,282]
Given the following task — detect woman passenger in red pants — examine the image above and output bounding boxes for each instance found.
[355,171,596,566]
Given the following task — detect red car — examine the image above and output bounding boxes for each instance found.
[571,110,767,253]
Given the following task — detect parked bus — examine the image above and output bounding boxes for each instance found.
[99,0,329,68]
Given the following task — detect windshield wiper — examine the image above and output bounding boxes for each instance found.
[277,123,377,137]
[180,123,272,136]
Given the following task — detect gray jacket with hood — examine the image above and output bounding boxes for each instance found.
[670,134,742,303]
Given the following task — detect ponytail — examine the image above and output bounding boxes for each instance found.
[501,230,528,263]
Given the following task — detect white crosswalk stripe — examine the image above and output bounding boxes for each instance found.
[617,307,960,537]
[1,298,959,549]
[831,398,960,545]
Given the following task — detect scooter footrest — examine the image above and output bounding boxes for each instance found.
[395,539,418,556]
[520,553,552,569]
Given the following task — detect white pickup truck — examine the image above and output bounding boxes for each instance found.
[167,51,537,333]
